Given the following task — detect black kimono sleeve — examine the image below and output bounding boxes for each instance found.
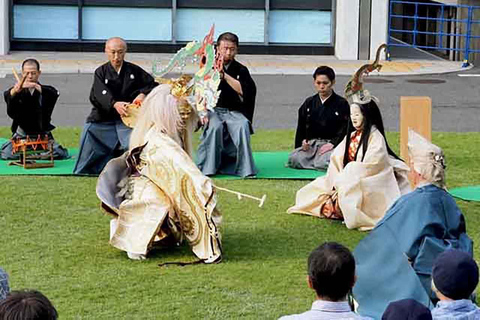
[131,67,157,98]
[4,88,22,121]
[41,86,59,131]
[89,67,115,114]
[331,99,350,147]
[294,100,308,148]
[238,66,256,123]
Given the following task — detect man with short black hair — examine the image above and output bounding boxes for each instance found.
[74,37,158,175]
[1,59,69,160]
[196,32,257,177]
[0,290,58,320]
[288,66,349,170]
[279,242,367,319]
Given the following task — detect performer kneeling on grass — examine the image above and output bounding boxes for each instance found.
[74,37,158,175]
[96,83,222,263]
[287,56,410,231]
[287,66,350,171]
[1,59,68,160]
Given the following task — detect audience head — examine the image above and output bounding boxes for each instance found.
[432,249,478,301]
[217,32,239,64]
[105,37,127,70]
[0,269,9,301]
[408,129,446,189]
[307,242,356,301]
[0,290,58,320]
[21,59,41,83]
[382,299,432,320]
[312,66,335,99]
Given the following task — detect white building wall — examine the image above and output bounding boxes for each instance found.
[335,0,360,60]
[370,0,389,60]
[0,0,8,55]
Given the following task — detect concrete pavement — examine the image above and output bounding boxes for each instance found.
[0,50,473,77]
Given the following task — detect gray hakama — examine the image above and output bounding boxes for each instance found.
[287,139,332,170]
[288,92,350,171]
[73,121,131,175]
[197,108,257,177]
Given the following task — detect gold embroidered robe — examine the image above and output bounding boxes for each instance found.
[96,127,221,262]
[287,127,411,231]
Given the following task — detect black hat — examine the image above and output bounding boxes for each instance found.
[382,299,432,320]
[432,250,479,300]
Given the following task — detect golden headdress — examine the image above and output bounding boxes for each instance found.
[344,44,386,105]
[121,25,222,128]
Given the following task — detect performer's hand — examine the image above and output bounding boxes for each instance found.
[34,83,42,93]
[22,81,37,89]
[302,139,310,151]
[114,102,129,116]
[133,93,146,106]
[11,82,23,96]
[319,143,334,155]
[10,74,27,96]
[200,115,209,126]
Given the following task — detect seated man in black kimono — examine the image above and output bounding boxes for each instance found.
[287,66,350,170]
[74,37,158,175]
[196,32,257,177]
[1,59,68,160]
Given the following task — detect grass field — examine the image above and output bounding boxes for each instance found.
[1,127,479,319]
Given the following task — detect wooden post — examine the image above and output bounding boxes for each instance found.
[400,96,432,166]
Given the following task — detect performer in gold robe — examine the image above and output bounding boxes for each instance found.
[96,83,222,263]
[287,63,410,231]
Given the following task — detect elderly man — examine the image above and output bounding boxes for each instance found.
[1,59,68,160]
[196,32,257,177]
[352,130,473,319]
[74,37,158,175]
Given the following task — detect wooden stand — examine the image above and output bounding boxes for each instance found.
[8,135,54,169]
[400,96,432,184]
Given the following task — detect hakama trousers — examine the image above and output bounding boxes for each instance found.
[197,108,257,177]
[74,120,131,175]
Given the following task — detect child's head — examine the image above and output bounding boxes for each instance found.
[382,299,432,320]
[432,250,479,300]
[307,242,356,301]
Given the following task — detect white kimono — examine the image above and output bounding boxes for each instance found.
[97,127,222,262]
[288,127,411,231]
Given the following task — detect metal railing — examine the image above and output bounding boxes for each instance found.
[388,0,480,67]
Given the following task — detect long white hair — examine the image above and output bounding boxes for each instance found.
[129,84,183,150]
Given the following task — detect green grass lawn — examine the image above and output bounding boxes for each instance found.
[1,127,479,319]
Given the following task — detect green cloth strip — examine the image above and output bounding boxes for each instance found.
[0,138,325,180]
[449,186,480,202]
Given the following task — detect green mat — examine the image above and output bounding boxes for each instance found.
[0,138,324,180]
[216,151,325,180]
[450,186,480,202]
